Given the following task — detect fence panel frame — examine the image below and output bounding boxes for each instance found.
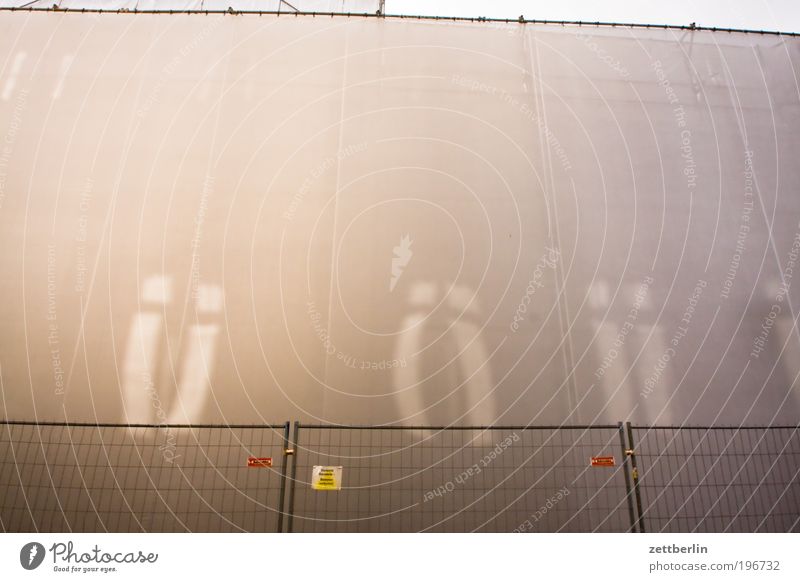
[286,422,636,533]
[5,420,796,533]
[0,420,291,533]
[628,424,800,533]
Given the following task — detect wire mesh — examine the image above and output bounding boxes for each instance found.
[0,421,289,532]
[630,425,800,533]
[4,420,798,532]
[288,424,633,532]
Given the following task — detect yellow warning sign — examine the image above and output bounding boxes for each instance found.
[311,465,342,490]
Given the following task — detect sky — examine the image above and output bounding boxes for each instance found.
[388,0,800,34]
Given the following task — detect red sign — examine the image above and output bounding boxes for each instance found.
[247,457,273,467]
[590,456,615,467]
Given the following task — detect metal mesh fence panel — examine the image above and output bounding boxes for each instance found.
[630,425,800,533]
[5,420,797,532]
[287,424,634,532]
[0,421,289,532]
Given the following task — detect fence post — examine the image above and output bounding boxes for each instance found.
[276,421,292,533]
[625,422,646,532]
[618,422,637,532]
[286,421,301,533]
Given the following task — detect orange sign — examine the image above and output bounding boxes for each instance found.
[247,457,273,467]
[591,456,615,467]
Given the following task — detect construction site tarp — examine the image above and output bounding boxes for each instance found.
[0,11,798,426]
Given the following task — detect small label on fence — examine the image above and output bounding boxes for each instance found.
[590,456,615,467]
[312,466,342,490]
[247,457,273,467]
